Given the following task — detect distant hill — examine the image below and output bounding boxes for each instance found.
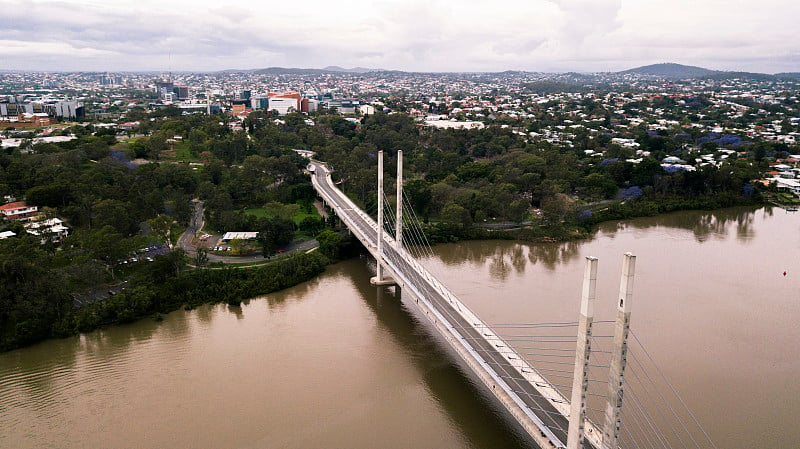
[322,66,376,73]
[522,80,591,94]
[252,67,331,75]
[216,66,378,75]
[701,71,777,82]
[621,63,718,79]
[776,72,800,80]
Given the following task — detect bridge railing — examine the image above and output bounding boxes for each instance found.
[312,164,602,448]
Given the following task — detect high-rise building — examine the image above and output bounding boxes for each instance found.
[173,86,190,100]
[155,80,174,100]
[50,101,85,119]
[251,96,269,110]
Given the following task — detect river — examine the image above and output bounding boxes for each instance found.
[1,206,797,448]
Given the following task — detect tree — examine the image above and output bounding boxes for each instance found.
[580,172,619,200]
[631,158,663,187]
[317,229,341,259]
[299,216,323,235]
[148,214,178,249]
[541,193,575,226]
[258,230,275,258]
[507,199,530,223]
[195,247,209,267]
[441,202,472,228]
[85,226,128,279]
[229,238,244,255]
[93,199,137,235]
[262,201,300,223]
[257,217,294,257]
[404,179,432,217]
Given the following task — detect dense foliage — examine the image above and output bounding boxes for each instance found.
[0,106,769,351]
[1,249,327,351]
[0,111,327,351]
[312,112,763,235]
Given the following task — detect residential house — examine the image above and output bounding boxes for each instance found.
[0,201,39,222]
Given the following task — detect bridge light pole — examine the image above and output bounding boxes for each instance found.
[602,252,636,449]
[567,256,597,449]
[395,150,403,248]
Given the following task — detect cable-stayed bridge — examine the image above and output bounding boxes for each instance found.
[309,152,717,449]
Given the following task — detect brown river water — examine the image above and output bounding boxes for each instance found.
[1,206,797,448]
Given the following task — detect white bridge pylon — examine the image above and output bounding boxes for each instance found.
[310,153,635,449]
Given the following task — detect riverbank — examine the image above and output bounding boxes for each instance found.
[1,251,329,353]
[417,194,763,245]
[4,206,795,449]
[1,194,760,353]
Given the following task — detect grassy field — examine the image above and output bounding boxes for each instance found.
[244,203,322,239]
[244,204,321,225]
[172,141,196,161]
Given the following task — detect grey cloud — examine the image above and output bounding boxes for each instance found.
[0,0,798,72]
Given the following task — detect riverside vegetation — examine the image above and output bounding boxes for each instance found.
[0,107,772,351]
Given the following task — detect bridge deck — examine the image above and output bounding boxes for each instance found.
[311,162,601,449]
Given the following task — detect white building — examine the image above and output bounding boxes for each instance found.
[268,97,297,115]
[424,120,485,130]
[771,177,800,197]
[221,232,259,242]
[24,218,70,243]
[358,104,375,115]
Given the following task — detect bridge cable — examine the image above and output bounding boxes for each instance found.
[385,187,584,441]
[397,193,436,264]
[498,384,571,436]
[401,193,440,263]
[623,354,686,449]
[614,369,670,449]
[585,336,654,449]
[618,420,645,449]
[489,322,579,328]
[592,334,682,449]
[623,380,672,449]
[626,344,700,449]
[631,331,718,449]
[625,347,694,448]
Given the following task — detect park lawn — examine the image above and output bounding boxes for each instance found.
[244,203,322,239]
[244,204,321,226]
[172,141,197,161]
[159,140,197,162]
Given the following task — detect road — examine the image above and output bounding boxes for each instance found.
[310,162,594,449]
[177,200,318,264]
[177,200,205,256]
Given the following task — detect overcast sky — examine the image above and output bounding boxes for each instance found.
[2,0,798,73]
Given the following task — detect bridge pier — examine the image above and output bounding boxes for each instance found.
[370,276,396,286]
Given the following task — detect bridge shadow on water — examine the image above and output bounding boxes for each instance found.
[347,258,533,449]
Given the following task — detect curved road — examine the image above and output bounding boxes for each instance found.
[178,201,318,263]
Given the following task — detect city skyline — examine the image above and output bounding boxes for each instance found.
[3,0,799,74]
